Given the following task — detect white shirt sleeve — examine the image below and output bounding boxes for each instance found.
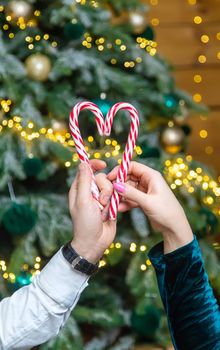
[0,248,89,350]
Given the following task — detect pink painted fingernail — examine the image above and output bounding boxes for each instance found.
[113,182,125,193]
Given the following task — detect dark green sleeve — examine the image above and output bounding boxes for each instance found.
[148,236,220,350]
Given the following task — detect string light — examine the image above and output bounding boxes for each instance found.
[0,256,42,284]
[164,156,220,215]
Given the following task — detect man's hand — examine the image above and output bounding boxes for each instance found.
[69,160,116,264]
[108,161,193,254]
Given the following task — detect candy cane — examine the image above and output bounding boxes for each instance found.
[69,101,139,220]
[105,103,139,220]
[69,102,104,204]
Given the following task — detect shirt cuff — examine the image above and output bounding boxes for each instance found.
[148,235,197,269]
[34,248,89,310]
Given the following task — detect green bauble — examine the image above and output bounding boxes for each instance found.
[64,22,85,40]
[2,203,37,236]
[23,157,43,177]
[131,304,161,339]
[93,99,113,116]
[9,271,32,292]
[140,26,155,41]
[164,94,179,109]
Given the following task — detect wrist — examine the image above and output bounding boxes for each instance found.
[71,240,103,264]
[162,220,194,254]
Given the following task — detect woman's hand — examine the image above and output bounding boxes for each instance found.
[69,160,116,263]
[108,161,193,253]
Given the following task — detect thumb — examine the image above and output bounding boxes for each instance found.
[77,163,92,201]
[113,182,147,207]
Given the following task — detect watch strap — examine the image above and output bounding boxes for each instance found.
[62,241,99,276]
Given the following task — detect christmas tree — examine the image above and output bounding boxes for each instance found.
[0,1,219,349]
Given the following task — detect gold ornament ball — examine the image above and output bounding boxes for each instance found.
[6,1,33,22]
[52,120,67,134]
[25,54,52,82]
[160,126,185,154]
[129,11,147,34]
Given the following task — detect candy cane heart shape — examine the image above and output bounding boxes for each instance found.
[105,102,139,220]
[69,101,105,204]
[69,101,139,220]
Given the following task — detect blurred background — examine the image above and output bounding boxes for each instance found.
[150,0,220,177]
[0,0,219,349]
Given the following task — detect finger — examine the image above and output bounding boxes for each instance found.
[95,173,113,206]
[89,159,106,173]
[69,173,79,208]
[118,202,137,212]
[113,182,147,207]
[101,202,110,221]
[76,163,93,203]
[108,161,155,183]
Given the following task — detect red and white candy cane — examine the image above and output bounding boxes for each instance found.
[69,101,139,220]
[105,103,139,220]
[69,101,104,204]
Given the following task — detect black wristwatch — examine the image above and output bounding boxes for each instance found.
[62,241,99,276]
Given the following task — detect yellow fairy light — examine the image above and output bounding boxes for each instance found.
[28,122,34,129]
[194,74,202,83]
[120,45,126,51]
[43,34,49,41]
[99,260,106,268]
[115,39,122,45]
[199,129,208,138]
[171,184,176,189]
[105,139,111,145]
[198,55,206,63]
[140,245,147,252]
[34,10,41,17]
[105,152,111,158]
[194,16,202,24]
[88,136,94,142]
[36,257,41,262]
[151,18,160,26]
[111,58,117,64]
[94,152,101,159]
[140,264,147,271]
[9,33,15,39]
[35,35,41,41]
[188,186,195,193]
[193,93,202,102]
[205,146,213,154]
[28,44,34,50]
[201,35,209,43]
[112,140,117,146]
[0,5,4,11]
[104,249,110,255]
[150,0,158,5]
[34,263,40,270]
[65,161,71,167]
[115,242,121,249]
[146,259,152,266]
[3,273,9,279]
[3,24,9,30]
[202,182,209,190]
[130,243,137,253]
[9,273,15,280]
